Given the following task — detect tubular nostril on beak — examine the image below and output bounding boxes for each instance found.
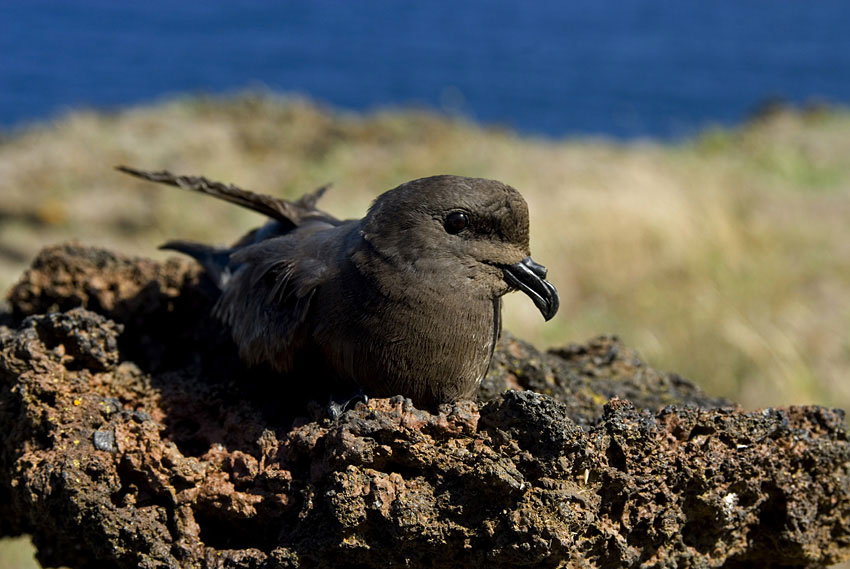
[521,256,548,279]
[503,256,559,321]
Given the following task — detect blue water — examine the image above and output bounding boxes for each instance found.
[2,0,849,138]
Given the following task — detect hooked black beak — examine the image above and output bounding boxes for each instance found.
[502,256,559,321]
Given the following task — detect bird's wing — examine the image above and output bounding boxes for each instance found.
[156,239,236,289]
[116,166,339,228]
[213,233,331,372]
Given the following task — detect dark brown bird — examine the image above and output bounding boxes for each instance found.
[118,167,559,409]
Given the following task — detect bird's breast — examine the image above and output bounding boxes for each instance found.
[312,282,497,408]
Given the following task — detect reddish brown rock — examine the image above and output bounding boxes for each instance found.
[1,244,848,568]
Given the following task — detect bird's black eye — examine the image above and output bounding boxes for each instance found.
[444,211,469,234]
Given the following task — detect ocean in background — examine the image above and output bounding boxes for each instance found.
[2,0,849,139]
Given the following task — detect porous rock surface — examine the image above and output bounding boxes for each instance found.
[1,243,849,568]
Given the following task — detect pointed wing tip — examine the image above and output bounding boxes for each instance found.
[157,240,180,251]
[115,165,157,180]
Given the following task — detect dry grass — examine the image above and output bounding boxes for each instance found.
[1,92,849,413]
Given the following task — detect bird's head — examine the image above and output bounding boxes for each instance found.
[358,175,559,320]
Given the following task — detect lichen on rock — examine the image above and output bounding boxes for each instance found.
[1,243,849,568]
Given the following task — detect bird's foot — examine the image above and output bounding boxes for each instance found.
[326,389,370,419]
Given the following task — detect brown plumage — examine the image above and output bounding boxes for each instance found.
[118,167,559,409]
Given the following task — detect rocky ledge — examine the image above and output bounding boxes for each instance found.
[0,244,848,568]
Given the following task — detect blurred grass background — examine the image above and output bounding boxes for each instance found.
[1,93,849,567]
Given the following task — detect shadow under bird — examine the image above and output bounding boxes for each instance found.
[118,167,559,410]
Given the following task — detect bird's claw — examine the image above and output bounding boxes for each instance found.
[326,389,370,419]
